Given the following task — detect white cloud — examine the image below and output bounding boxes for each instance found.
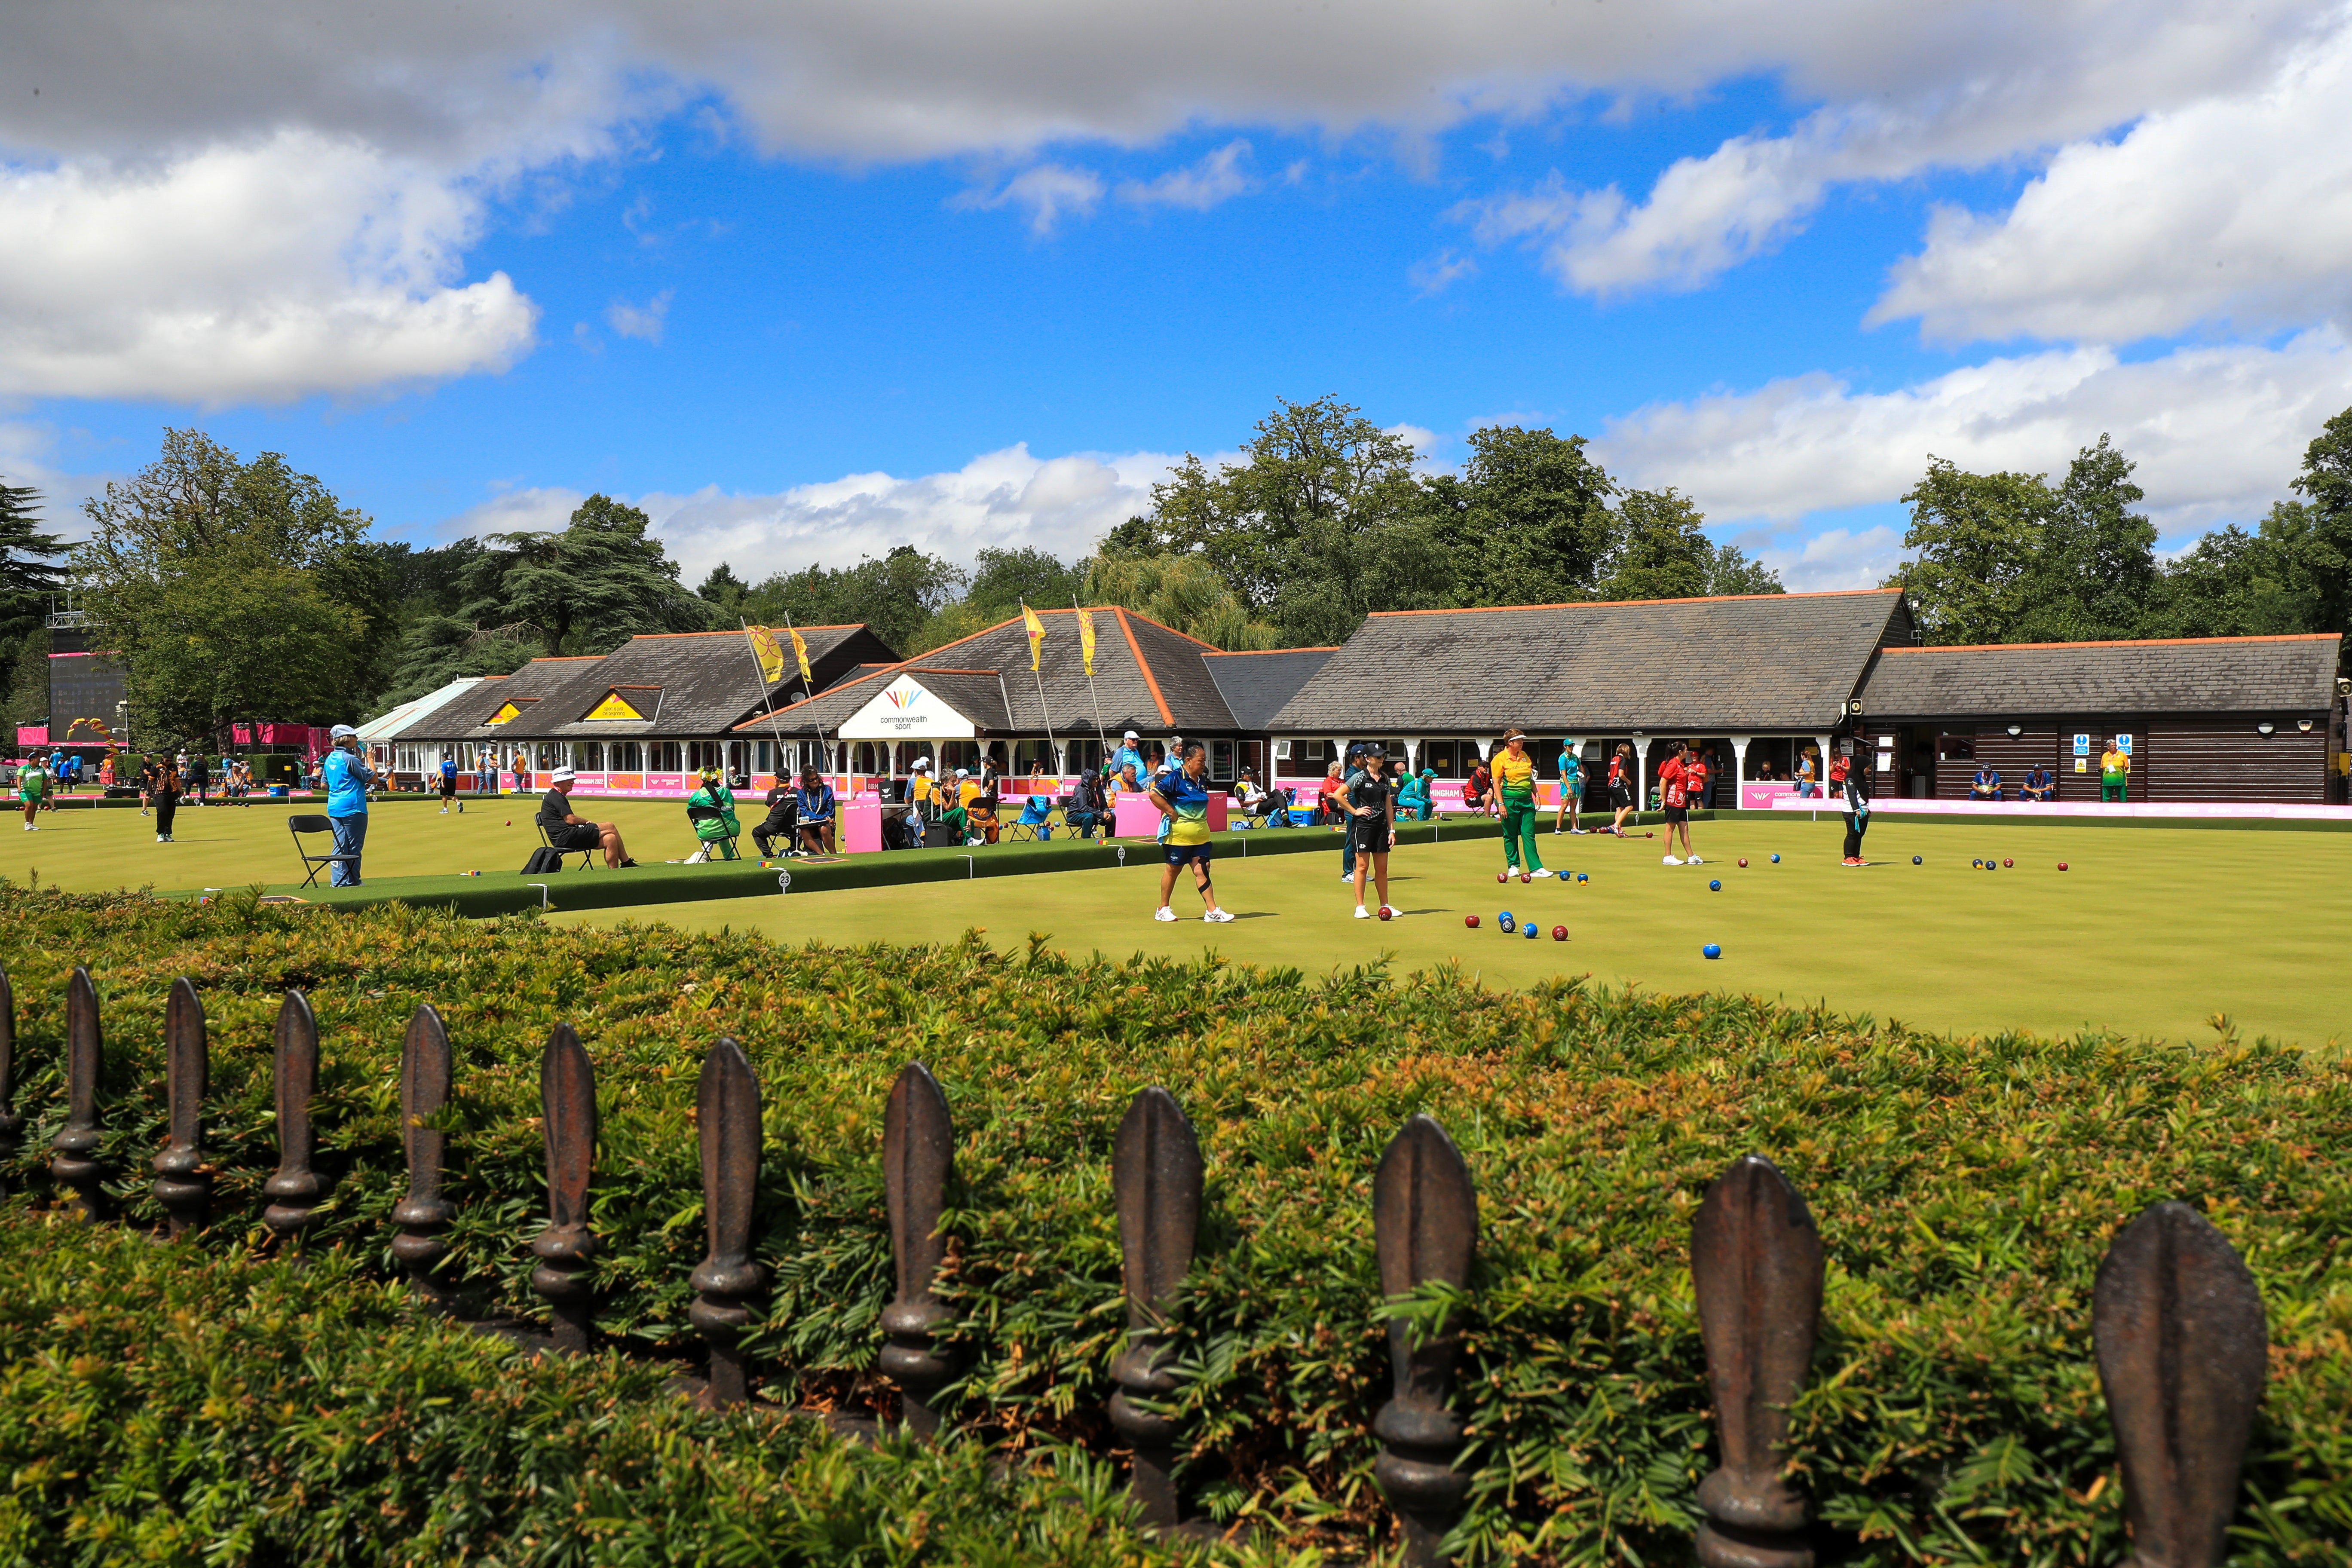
[1871,20,2352,344]
[949,164,1106,235]
[605,289,674,344]
[427,444,1189,585]
[0,132,537,402]
[1752,524,1908,593]
[1408,248,1478,296]
[1594,330,2352,536]
[1118,140,1253,210]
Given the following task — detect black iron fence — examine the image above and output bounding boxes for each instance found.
[1,965,2272,1568]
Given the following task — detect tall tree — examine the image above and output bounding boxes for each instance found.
[2285,405,2352,644]
[2158,505,2320,638]
[1429,425,1618,606]
[1893,458,2054,644]
[459,494,717,656]
[0,479,70,737]
[740,544,965,656]
[1599,488,1717,601]
[76,429,387,743]
[1084,550,1280,649]
[697,563,750,619]
[2014,434,2159,642]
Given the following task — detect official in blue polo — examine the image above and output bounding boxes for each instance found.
[321,725,377,886]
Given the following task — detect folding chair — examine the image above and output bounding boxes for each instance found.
[1002,796,1054,843]
[539,821,597,871]
[288,814,361,888]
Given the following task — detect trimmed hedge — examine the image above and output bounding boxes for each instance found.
[0,1219,1175,1567]
[0,885,2347,1564]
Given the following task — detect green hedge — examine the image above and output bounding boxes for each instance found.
[0,1219,1176,1567]
[0,885,2346,1564]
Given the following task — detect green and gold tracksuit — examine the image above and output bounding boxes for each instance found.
[1494,750,1544,873]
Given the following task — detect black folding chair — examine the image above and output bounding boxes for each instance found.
[288,814,360,888]
[539,820,597,871]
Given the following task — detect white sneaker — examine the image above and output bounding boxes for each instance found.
[1531,868,1555,879]
[1153,906,1177,922]
[157,833,167,843]
[1355,904,1372,919]
[1340,873,1354,882]
[1688,855,1704,865]
[1204,907,1234,923]
[1663,854,1682,865]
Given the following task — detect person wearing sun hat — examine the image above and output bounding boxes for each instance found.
[538,765,637,868]
[319,724,377,883]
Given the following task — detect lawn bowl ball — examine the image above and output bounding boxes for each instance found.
[1378,906,1391,921]
[1769,853,1780,863]
[1577,872,1589,883]
[1709,879,1721,891]
[1523,921,1540,940]
[1913,855,1923,865]
[504,820,511,827]
[1702,943,1722,959]
[2002,858,2013,868]
[1737,858,1748,867]
[1551,924,1568,941]
[1498,912,1515,932]
[2058,861,2069,871]
[1496,870,1510,884]
[1464,914,1480,928]
[1972,858,1983,868]
[1983,861,1996,872]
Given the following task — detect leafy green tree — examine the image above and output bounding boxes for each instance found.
[459,494,717,656]
[1893,459,2055,644]
[1084,550,1280,649]
[697,563,750,619]
[740,544,965,657]
[1599,489,1717,601]
[963,547,1087,623]
[77,429,388,743]
[1427,425,1618,606]
[2285,405,2352,643]
[2012,435,2159,642]
[2157,505,2321,637]
[365,616,541,717]
[0,478,70,737]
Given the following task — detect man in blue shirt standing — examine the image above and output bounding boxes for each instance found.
[1110,729,1147,784]
[439,753,460,814]
[321,725,377,886]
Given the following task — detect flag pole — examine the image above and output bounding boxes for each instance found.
[1075,595,1109,772]
[781,611,840,797]
[738,620,791,788]
[1022,602,1059,778]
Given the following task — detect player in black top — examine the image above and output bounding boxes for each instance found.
[1347,749,1400,921]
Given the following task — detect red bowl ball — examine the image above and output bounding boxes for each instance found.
[1495,870,1509,883]
[2058,861,2069,871]
[1737,858,1748,867]
[1377,906,1391,921]
[1464,914,1480,928]
[1550,924,1568,941]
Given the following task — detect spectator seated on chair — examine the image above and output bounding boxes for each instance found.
[1060,768,1107,839]
[752,777,799,858]
[1231,768,1273,826]
[794,767,838,854]
[1396,767,1434,822]
[2020,765,2055,803]
[538,768,636,868]
[959,769,1001,845]
[683,767,742,861]
[1970,765,2003,802]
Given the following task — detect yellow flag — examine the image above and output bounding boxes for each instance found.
[746,627,787,684]
[1022,604,1046,672]
[789,626,812,684]
[1078,607,1096,677]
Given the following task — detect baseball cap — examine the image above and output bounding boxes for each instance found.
[912,757,931,770]
[328,724,358,741]
[551,766,576,782]
[956,768,969,778]
[1123,729,1139,740]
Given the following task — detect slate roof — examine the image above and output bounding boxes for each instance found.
[490,625,897,739]
[1856,634,2343,718]
[738,608,1249,736]
[1203,648,1337,730]
[1268,590,1911,735]
[392,656,603,741]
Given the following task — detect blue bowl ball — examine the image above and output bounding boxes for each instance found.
[1972,858,1982,867]
[1913,855,1923,865]
[1523,922,1540,939]
[1702,943,1722,959]
[1769,853,1780,864]
[1708,879,1721,891]
[1577,872,1588,882]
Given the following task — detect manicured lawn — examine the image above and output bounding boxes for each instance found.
[553,817,2352,1048]
[0,793,748,891]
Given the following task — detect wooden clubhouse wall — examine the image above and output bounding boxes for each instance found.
[1930,715,2331,804]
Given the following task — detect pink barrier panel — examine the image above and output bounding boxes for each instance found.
[1765,795,2352,821]
[1114,797,1162,838]
[841,799,882,853]
[15,726,46,747]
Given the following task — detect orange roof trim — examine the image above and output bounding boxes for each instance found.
[1883,632,2341,654]
[1366,587,1902,618]
[1116,608,1173,726]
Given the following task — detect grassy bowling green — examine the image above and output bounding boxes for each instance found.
[550,817,2352,1048]
[0,793,729,891]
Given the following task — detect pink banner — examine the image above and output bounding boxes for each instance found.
[15,726,47,747]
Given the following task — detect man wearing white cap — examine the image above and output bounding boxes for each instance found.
[538,767,636,868]
[321,725,377,885]
[1112,730,1145,782]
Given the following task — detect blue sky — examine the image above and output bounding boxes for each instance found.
[7,2,2351,593]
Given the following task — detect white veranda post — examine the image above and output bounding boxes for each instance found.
[1730,736,1751,807]
[1817,734,1834,795]
[1630,732,1649,816]
[1404,739,1420,775]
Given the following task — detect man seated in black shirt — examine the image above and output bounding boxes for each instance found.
[537,768,636,867]
[752,777,799,858]
[1063,768,1107,839]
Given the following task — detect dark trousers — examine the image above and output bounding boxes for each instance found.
[1843,811,1868,860]
[752,803,797,857]
[155,794,178,837]
[1063,808,1102,839]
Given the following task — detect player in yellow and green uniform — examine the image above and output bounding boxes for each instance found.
[2100,742,2130,802]
[1484,728,1551,884]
